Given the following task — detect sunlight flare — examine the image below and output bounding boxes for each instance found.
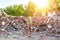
[34,0,48,8]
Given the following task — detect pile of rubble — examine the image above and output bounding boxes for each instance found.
[0,10,60,37]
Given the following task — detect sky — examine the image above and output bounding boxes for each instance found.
[0,0,46,8]
[0,0,31,8]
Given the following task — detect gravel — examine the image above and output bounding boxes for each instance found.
[0,31,60,40]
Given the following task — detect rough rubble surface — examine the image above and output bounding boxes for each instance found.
[0,30,60,40]
[0,15,60,40]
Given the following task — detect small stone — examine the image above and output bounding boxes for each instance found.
[2,21,5,26]
[48,25,52,28]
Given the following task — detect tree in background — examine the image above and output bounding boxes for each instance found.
[24,2,36,16]
[48,0,60,11]
[56,0,60,11]
[4,4,25,16]
[4,2,36,17]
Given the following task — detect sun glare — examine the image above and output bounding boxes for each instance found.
[35,0,48,8]
[40,0,48,7]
